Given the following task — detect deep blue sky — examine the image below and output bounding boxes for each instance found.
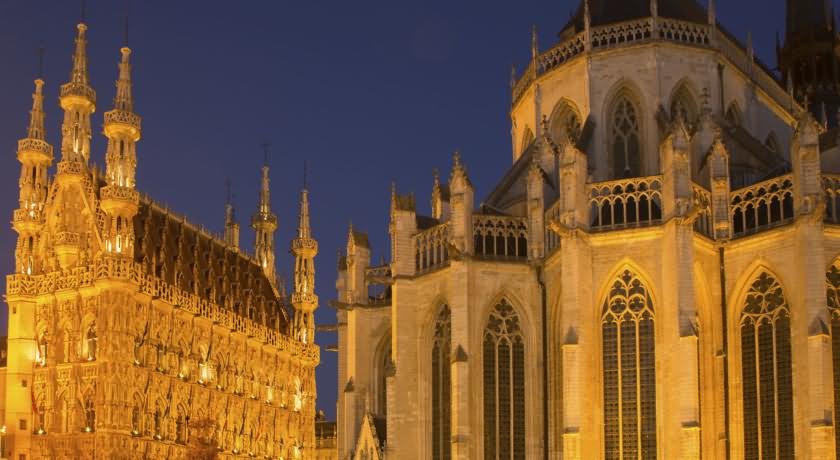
[0,0,802,420]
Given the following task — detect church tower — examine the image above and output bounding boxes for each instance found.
[291,180,318,344]
[778,0,840,126]
[101,43,141,257]
[251,162,278,285]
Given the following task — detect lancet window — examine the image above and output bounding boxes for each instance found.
[432,306,452,460]
[740,272,793,459]
[601,269,657,459]
[827,264,840,460]
[549,102,582,144]
[483,299,525,460]
[669,85,698,130]
[610,94,642,178]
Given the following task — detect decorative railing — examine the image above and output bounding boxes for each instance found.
[104,109,142,129]
[53,231,81,246]
[657,18,710,45]
[17,138,53,157]
[100,185,140,203]
[365,264,392,283]
[59,82,96,101]
[538,32,586,73]
[823,174,840,225]
[413,223,450,273]
[588,176,663,231]
[591,18,653,49]
[691,183,714,237]
[6,257,319,363]
[473,215,528,260]
[730,174,793,237]
[544,199,563,255]
[56,160,85,176]
[513,19,790,113]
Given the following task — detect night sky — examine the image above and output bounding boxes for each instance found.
[0,0,804,420]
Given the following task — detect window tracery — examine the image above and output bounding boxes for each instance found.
[601,269,657,459]
[740,272,793,459]
[549,102,582,144]
[432,305,451,460]
[610,94,642,178]
[483,299,525,460]
[827,264,840,460]
[669,85,698,131]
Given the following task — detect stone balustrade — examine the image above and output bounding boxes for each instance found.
[588,175,663,232]
[413,223,450,273]
[473,215,529,260]
[730,174,794,237]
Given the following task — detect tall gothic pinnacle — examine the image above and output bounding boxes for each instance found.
[259,164,271,214]
[70,23,89,86]
[27,79,46,141]
[297,188,312,240]
[113,47,134,112]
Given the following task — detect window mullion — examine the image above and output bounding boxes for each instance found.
[616,316,624,459]
[754,320,763,460]
[635,316,643,460]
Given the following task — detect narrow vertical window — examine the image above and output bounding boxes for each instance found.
[611,94,642,178]
[740,272,794,459]
[432,306,451,460]
[483,299,525,460]
[602,269,657,459]
[827,264,840,460]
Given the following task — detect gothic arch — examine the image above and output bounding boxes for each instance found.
[604,81,646,178]
[372,328,392,417]
[597,263,658,459]
[668,79,700,127]
[548,98,583,144]
[725,101,743,127]
[481,297,526,459]
[727,263,795,459]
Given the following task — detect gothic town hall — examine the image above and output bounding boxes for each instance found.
[334,0,840,458]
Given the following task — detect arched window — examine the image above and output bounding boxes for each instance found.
[432,306,451,460]
[602,269,657,459]
[669,85,698,130]
[549,102,582,144]
[726,103,743,127]
[740,272,794,459]
[83,391,96,432]
[610,94,642,178]
[377,341,392,417]
[826,264,840,459]
[483,299,525,460]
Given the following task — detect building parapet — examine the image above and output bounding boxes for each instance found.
[413,222,450,273]
[473,214,529,261]
[513,17,791,114]
[588,175,663,232]
[729,173,793,238]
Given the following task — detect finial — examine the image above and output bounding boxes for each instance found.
[81,0,86,24]
[747,32,754,62]
[453,150,462,168]
[303,160,309,190]
[225,177,233,205]
[433,168,440,186]
[650,0,658,18]
[531,25,539,61]
[510,63,517,89]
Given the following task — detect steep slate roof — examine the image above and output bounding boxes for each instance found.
[561,0,707,37]
[133,197,290,334]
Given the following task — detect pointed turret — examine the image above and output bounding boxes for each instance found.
[101,42,141,258]
[291,178,318,345]
[252,161,278,285]
[58,23,96,166]
[13,77,54,275]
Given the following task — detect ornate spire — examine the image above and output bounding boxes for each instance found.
[27,79,47,141]
[114,47,134,112]
[291,171,318,345]
[251,153,278,285]
[70,23,89,86]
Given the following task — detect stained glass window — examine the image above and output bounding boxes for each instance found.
[827,265,840,460]
[611,96,642,178]
[740,272,794,460]
[483,300,525,460]
[601,269,657,459]
[432,306,452,460]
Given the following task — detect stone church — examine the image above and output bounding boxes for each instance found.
[334,0,840,458]
[3,19,320,460]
